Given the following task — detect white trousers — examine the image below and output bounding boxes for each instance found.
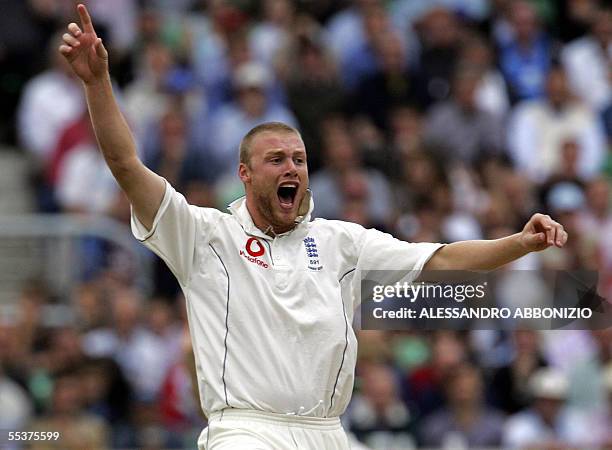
[198,409,351,450]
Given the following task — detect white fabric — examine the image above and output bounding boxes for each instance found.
[199,409,349,450]
[507,100,607,182]
[502,408,597,448]
[250,23,289,67]
[131,181,443,420]
[17,71,84,161]
[475,71,510,117]
[562,37,611,112]
[83,325,182,401]
[55,143,118,213]
[87,0,138,52]
[0,377,32,429]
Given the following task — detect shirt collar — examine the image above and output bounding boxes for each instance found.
[227,190,314,240]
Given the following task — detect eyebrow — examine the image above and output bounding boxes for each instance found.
[264,149,307,158]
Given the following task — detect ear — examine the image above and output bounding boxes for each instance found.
[238,162,250,183]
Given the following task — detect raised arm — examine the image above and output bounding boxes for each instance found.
[424,213,569,271]
[59,4,164,229]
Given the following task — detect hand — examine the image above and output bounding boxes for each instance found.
[59,4,108,84]
[519,213,568,252]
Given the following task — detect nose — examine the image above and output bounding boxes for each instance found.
[283,159,298,176]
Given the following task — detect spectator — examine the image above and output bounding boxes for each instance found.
[309,118,393,225]
[394,150,448,214]
[83,288,176,402]
[497,1,557,102]
[346,363,414,449]
[332,2,401,89]
[26,369,110,450]
[78,358,133,447]
[414,7,464,107]
[123,40,177,147]
[71,282,109,332]
[502,368,595,448]
[326,0,404,89]
[17,32,85,164]
[54,114,119,214]
[206,62,297,179]
[282,32,345,170]
[189,1,251,111]
[578,177,612,295]
[555,0,600,42]
[424,65,505,164]
[507,66,607,182]
[0,0,62,143]
[490,330,548,414]
[562,5,611,113]
[144,103,214,192]
[249,0,294,67]
[539,182,590,271]
[420,363,505,448]
[353,31,420,130]
[458,36,510,117]
[406,331,470,416]
[388,106,426,157]
[480,160,538,231]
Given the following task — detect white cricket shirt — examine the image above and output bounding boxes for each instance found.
[131,181,443,418]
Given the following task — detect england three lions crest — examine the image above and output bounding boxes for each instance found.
[304,237,323,271]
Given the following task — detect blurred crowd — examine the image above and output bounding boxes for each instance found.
[1,0,611,448]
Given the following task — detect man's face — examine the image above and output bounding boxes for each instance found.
[240,131,309,233]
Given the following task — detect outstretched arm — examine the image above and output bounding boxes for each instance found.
[424,213,568,271]
[59,4,164,229]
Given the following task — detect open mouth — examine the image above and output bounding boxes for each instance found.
[277,183,298,209]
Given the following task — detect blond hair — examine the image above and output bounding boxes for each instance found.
[239,122,301,166]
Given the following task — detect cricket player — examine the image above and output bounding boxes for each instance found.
[59,5,568,449]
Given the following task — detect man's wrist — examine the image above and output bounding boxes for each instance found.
[511,232,531,256]
[83,73,111,88]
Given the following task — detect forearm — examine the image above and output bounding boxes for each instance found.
[425,233,529,271]
[83,75,164,229]
[83,75,139,173]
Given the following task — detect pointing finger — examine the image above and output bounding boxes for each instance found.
[77,4,95,34]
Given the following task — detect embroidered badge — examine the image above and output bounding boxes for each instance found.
[304,237,323,271]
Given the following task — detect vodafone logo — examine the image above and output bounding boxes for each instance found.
[240,237,269,269]
[246,237,265,257]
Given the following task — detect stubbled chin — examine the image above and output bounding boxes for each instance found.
[274,203,298,223]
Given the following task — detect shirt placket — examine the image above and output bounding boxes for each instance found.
[271,236,291,289]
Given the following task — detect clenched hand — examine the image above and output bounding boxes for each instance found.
[519,213,568,252]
